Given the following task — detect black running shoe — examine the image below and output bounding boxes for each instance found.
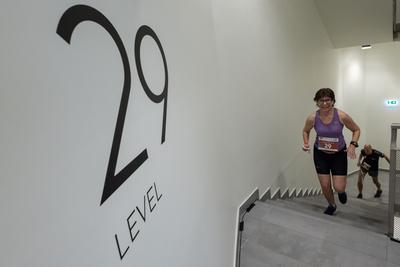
[357,193,363,199]
[374,190,382,198]
[324,204,336,215]
[338,192,347,204]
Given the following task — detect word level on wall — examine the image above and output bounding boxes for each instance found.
[115,181,163,260]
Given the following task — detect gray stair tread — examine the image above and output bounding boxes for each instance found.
[245,200,388,259]
[242,217,391,267]
[240,172,400,266]
[242,200,400,267]
[265,196,388,234]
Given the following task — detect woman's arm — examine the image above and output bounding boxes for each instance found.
[302,113,315,151]
[338,110,360,159]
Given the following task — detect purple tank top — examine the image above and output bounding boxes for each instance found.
[314,108,345,151]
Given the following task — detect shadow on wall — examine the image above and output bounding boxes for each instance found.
[275,149,316,191]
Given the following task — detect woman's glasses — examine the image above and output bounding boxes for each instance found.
[317,98,333,105]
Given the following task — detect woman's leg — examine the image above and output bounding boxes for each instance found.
[331,150,348,203]
[314,148,336,214]
[332,175,347,203]
[317,173,335,205]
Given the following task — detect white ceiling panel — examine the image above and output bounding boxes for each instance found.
[314,0,393,48]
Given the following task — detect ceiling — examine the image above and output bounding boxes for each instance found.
[314,0,394,48]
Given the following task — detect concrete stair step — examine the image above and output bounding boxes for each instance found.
[260,196,388,234]
[292,195,387,218]
[241,200,394,267]
[240,173,400,267]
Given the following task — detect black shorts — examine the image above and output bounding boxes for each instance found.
[313,146,348,175]
[360,168,378,177]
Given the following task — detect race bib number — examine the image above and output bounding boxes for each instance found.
[361,161,371,171]
[317,137,339,152]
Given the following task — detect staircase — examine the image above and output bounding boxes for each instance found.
[240,172,400,267]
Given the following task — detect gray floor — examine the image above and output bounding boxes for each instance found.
[240,171,400,267]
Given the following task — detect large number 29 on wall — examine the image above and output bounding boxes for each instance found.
[56,5,168,205]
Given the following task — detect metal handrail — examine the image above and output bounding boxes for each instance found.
[388,123,400,240]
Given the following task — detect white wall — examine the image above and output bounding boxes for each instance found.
[0,1,224,266]
[364,42,400,162]
[336,47,367,172]
[337,42,400,170]
[211,0,338,196]
[0,1,338,267]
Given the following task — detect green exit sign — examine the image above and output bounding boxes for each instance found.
[386,100,398,106]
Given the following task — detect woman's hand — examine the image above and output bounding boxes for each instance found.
[302,144,310,152]
[347,145,356,159]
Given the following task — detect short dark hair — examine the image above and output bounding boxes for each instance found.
[313,88,335,103]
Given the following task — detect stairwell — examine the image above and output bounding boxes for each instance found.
[240,172,400,266]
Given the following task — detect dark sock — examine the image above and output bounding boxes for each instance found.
[357,193,362,199]
[338,191,347,204]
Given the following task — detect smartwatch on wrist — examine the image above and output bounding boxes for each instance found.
[350,141,359,148]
